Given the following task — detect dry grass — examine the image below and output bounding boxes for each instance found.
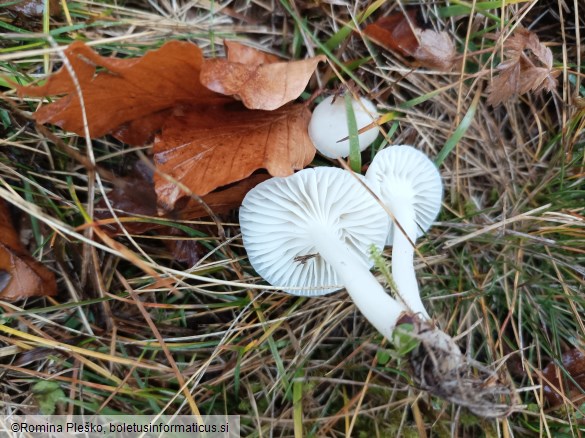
[0,0,584,436]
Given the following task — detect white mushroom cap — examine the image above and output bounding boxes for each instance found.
[365,145,442,245]
[308,95,379,159]
[239,167,389,296]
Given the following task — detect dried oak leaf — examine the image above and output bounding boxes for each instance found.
[200,41,326,110]
[487,28,560,106]
[16,41,318,209]
[154,103,313,210]
[15,41,226,144]
[0,199,57,300]
[223,40,282,66]
[363,11,456,71]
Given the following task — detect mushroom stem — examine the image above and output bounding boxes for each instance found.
[309,226,407,339]
[391,206,430,319]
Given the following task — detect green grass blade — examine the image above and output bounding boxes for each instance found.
[435,90,481,166]
[344,94,362,173]
[293,368,304,438]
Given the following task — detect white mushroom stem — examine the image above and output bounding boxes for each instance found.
[391,205,430,320]
[309,226,407,339]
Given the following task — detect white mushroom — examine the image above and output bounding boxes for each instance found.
[239,167,407,339]
[365,145,443,319]
[308,95,378,159]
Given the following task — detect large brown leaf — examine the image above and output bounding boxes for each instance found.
[154,103,314,210]
[200,41,326,110]
[16,41,226,143]
[0,199,57,300]
[15,40,320,210]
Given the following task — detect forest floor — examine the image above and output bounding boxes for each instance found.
[0,1,584,437]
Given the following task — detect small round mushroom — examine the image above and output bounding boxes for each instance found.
[308,95,379,159]
[365,145,443,319]
[239,167,407,339]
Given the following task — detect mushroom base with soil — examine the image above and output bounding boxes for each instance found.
[398,315,517,418]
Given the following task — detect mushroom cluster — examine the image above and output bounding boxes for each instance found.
[239,143,515,417]
[240,144,441,330]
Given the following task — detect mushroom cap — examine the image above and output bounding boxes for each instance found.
[365,145,442,244]
[308,95,379,159]
[239,167,389,296]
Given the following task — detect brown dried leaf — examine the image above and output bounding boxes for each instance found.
[179,173,270,219]
[363,11,456,71]
[200,44,326,110]
[154,103,314,210]
[15,40,318,211]
[0,200,57,300]
[542,348,585,407]
[362,10,420,57]
[413,28,457,71]
[164,237,204,267]
[487,28,559,106]
[225,40,282,65]
[485,61,522,106]
[15,41,227,144]
[95,163,270,235]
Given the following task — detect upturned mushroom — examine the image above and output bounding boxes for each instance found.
[365,145,443,319]
[308,95,378,159]
[239,166,407,339]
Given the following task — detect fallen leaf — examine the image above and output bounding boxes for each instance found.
[179,173,270,218]
[15,41,319,210]
[0,199,57,300]
[95,161,270,234]
[163,228,205,267]
[487,28,560,106]
[413,28,457,71]
[200,41,326,110]
[224,40,282,65]
[363,10,420,57]
[363,11,456,71]
[542,348,585,408]
[15,41,227,143]
[154,103,314,209]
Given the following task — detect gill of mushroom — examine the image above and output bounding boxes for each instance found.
[365,145,443,319]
